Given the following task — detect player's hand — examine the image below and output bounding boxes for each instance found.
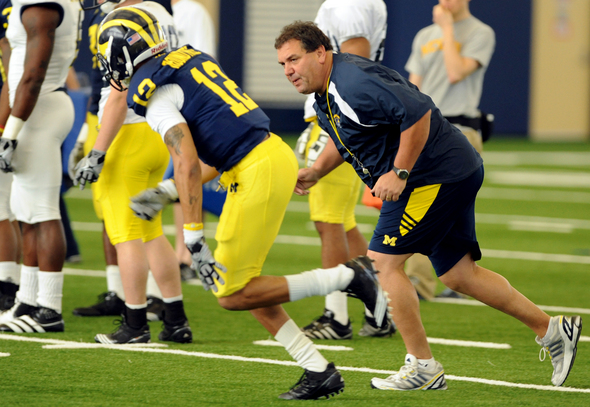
[0,138,17,173]
[130,179,178,221]
[68,142,86,181]
[295,122,313,161]
[73,149,106,190]
[295,167,321,195]
[371,169,406,202]
[186,234,227,292]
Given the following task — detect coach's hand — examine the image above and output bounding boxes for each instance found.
[0,138,17,173]
[372,169,406,202]
[130,179,178,221]
[185,228,227,292]
[74,149,106,190]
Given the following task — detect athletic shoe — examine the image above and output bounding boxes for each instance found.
[95,316,150,344]
[536,315,582,386]
[371,354,447,391]
[301,309,352,340]
[0,306,64,333]
[358,313,396,337]
[0,301,37,324]
[436,288,465,299]
[72,291,125,317]
[146,296,164,322]
[180,263,197,282]
[159,319,193,343]
[279,362,345,400]
[342,256,388,328]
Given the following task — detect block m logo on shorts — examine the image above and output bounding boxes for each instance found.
[383,235,397,246]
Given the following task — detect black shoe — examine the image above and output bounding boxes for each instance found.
[159,319,193,343]
[0,306,64,333]
[72,291,125,317]
[0,281,18,311]
[180,263,197,282]
[358,313,396,337]
[95,316,150,344]
[146,296,164,321]
[302,309,352,340]
[279,362,345,400]
[343,256,388,329]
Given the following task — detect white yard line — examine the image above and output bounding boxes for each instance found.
[254,338,510,350]
[0,334,587,394]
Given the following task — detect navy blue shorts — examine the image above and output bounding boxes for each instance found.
[368,166,484,276]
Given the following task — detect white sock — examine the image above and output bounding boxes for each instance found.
[146,271,162,299]
[16,265,38,306]
[37,271,64,313]
[285,265,354,302]
[126,302,147,309]
[163,294,183,303]
[325,291,349,325]
[418,357,436,371]
[275,319,328,373]
[0,261,20,284]
[106,265,125,300]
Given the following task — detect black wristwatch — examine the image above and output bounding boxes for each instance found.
[393,166,410,180]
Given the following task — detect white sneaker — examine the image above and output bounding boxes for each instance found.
[371,354,447,391]
[0,301,37,324]
[536,315,582,386]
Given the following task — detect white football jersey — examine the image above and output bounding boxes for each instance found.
[98,1,178,125]
[304,0,388,120]
[7,0,82,107]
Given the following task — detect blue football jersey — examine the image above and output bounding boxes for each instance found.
[315,53,483,189]
[127,45,269,173]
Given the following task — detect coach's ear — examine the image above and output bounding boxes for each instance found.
[316,45,327,63]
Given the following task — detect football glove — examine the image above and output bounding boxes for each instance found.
[68,142,85,181]
[294,122,313,162]
[0,138,17,173]
[130,179,179,221]
[185,231,227,293]
[73,149,106,189]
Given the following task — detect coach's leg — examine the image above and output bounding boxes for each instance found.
[439,253,550,337]
[369,250,432,359]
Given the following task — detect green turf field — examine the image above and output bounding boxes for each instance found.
[1,137,589,406]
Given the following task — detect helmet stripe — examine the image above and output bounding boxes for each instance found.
[123,7,162,42]
[101,18,157,47]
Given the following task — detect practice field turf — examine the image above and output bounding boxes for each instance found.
[1,137,589,406]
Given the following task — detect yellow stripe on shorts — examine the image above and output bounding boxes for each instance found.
[400,184,441,236]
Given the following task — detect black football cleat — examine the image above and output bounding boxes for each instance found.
[72,291,125,317]
[279,362,345,400]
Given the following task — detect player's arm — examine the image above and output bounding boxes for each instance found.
[93,88,128,151]
[433,5,480,84]
[371,109,431,202]
[295,135,344,195]
[164,123,203,225]
[0,36,12,127]
[11,4,61,121]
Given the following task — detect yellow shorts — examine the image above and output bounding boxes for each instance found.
[306,121,362,232]
[95,122,170,245]
[83,112,103,220]
[212,133,298,298]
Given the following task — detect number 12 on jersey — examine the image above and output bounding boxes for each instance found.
[191,61,259,118]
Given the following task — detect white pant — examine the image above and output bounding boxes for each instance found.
[11,91,74,224]
[0,171,15,222]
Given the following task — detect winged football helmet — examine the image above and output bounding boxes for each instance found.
[97,7,168,91]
